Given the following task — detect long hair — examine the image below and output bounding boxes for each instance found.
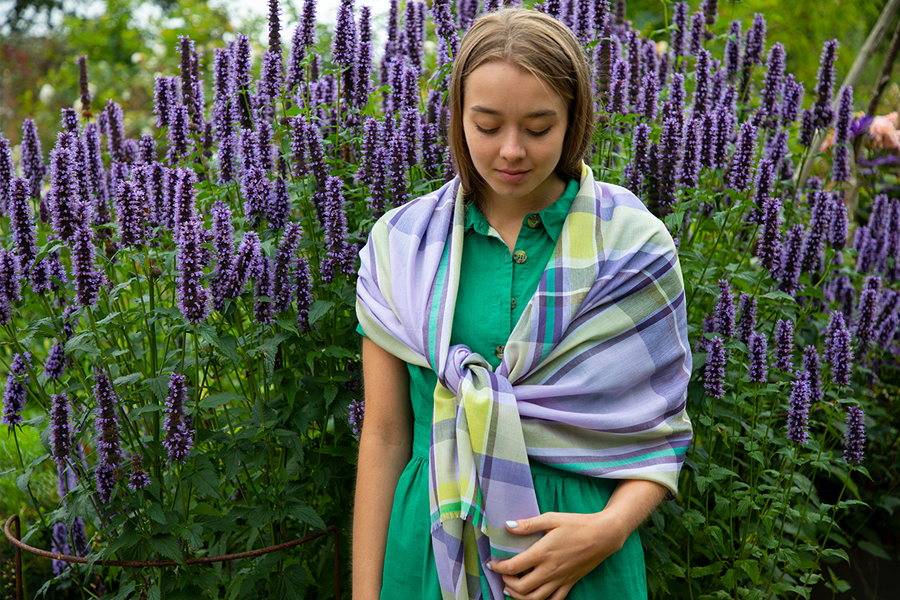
[448,8,595,200]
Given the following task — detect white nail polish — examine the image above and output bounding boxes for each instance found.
[485,562,493,571]
[506,520,518,529]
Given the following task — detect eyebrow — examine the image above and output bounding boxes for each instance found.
[469,106,558,118]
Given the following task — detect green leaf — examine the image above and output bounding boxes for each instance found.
[104,526,143,558]
[690,562,723,578]
[201,392,249,410]
[114,372,142,387]
[147,503,167,524]
[197,324,240,365]
[192,456,224,500]
[323,385,338,409]
[127,404,161,420]
[858,540,891,560]
[286,501,326,530]
[145,374,171,402]
[149,534,185,564]
[148,586,161,600]
[736,559,760,584]
[762,290,796,303]
[821,548,849,563]
[274,564,310,600]
[308,300,334,325]
[15,468,33,495]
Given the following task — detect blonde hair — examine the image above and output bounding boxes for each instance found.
[448,8,594,200]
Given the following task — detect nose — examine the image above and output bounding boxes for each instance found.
[499,129,526,162]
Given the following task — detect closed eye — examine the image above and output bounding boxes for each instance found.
[474,124,552,137]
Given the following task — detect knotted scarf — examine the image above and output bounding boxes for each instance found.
[356,163,692,600]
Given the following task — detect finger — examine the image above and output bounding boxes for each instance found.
[503,579,560,600]
[505,512,560,535]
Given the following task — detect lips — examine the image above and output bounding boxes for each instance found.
[497,169,529,183]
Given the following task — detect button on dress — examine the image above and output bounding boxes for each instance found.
[361,178,648,599]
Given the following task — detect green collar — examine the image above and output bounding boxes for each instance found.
[464,177,579,242]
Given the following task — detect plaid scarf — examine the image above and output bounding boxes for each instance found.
[356,164,692,600]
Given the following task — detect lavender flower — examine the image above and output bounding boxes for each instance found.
[104,100,127,163]
[287,25,307,94]
[825,311,853,386]
[167,104,191,164]
[0,136,12,208]
[0,250,21,322]
[163,373,193,464]
[333,0,357,67]
[178,36,198,117]
[834,86,853,144]
[774,319,794,370]
[748,332,768,383]
[7,179,39,271]
[76,54,92,117]
[92,368,121,468]
[739,14,767,100]
[679,119,702,188]
[71,227,104,307]
[656,118,681,207]
[48,145,86,242]
[320,177,355,282]
[737,293,757,345]
[787,372,810,445]
[800,194,831,273]
[299,0,317,48]
[176,221,212,325]
[803,346,822,403]
[95,461,116,503]
[670,2,688,58]
[714,279,736,338]
[51,521,71,576]
[704,336,727,399]
[781,75,804,127]
[114,181,146,247]
[274,223,302,313]
[220,232,263,303]
[44,342,66,381]
[349,399,365,438]
[727,121,758,192]
[724,20,741,80]
[296,256,313,333]
[241,168,272,229]
[688,12,705,56]
[751,158,775,225]
[2,353,31,428]
[876,290,900,346]
[842,404,865,464]
[252,256,276,324]
[21,118,46,199]
[757,193,782,272]
[760,43,785,126]
[628,124,651,193]
[128,454,151,491]
[779,224,805,294]
[51,393,72,464]
[71,516,88,557]
[832,143,850,182]
[813,40,839,128]
[153,76,177,129]
[171,168,197,234]
[855,276,881,349]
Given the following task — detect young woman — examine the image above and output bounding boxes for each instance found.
[354,8,692,600]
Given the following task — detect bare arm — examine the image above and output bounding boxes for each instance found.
[488,479,669,600]
[352,337,414,600]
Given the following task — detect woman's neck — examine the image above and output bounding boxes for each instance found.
[479,175,567,254]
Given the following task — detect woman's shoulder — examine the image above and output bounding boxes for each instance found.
[371,177,461,234]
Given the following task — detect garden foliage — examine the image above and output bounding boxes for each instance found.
[0,0,898,598]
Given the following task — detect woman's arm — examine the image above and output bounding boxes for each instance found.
[352,337,414,600]
[488,479,669,600]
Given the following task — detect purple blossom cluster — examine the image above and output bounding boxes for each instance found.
[163,373,193,464]
[787,372,810,445]
[843,404,865,464]
[348,399,365,438]
[176,216,211,323]
[2,353,31,428]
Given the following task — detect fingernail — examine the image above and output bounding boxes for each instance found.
[485,562,493,571]
[506,520,518,529]
[503,590,512,597]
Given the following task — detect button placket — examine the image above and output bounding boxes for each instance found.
[513,250,527,264]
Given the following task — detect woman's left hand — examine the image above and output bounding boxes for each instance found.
[486,510,625,600]
[487,479,669,600]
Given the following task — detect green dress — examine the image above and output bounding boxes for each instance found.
[363,178,648,599]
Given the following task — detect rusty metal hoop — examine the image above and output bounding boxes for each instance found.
[3,514,340,600]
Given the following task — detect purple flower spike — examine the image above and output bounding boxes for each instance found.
[628,124,651,193]
[670,2,688,58]
[656,118,682,207]
[800,193,831,273]
[6,179,38,272]
[688,12,705,56]
[221,232,263,303]
[774,319,794,371]
[781,75,804,127]
[48,145,87,243]
[855,277,881,349]
[242,167,272,229]
[803,345,822,403]
[21,119,46,199]
[71,227,104,307]
[843,405,865,464]
[296,257,313,333]
[104,100,127,163]
[0,250,21,320]
[714,279,736,338]
[348,399,365,438]
[44,342,66,381]
[728,120,758,192]
[95,461,116,503]
[760,42,786,126]
[51,521,71,576]
[287,25,307,94]
[2,353,31,428]
[115,181,147,247]
[319,176,355,282]
[253,256,276,324]
[163,373,194,464]
[829,195,848,250]
[835,86,854,145]
[825,311,853,386]
[832,144,850,182]
[679,119,702,189]
[153,76,177,129]
[813,40,839,128]
[724,20,741,81]
[128,454,151,491]
[176,216,211,323]
[704,336,727,399]
[333,0,357,67]
[50,393,72,464]
[787,372,810,445]
[757,193,782,272]
[167,104,191,164]
[739,14,767,99]
[212,48,233,140]
[92,368,122,467]
[274,223,303,313]
[748,332,768,383]
[737,293,757,345]
[778,224,805,294]
[0,136,14,207]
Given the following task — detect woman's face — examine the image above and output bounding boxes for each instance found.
[462,60,569,212]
